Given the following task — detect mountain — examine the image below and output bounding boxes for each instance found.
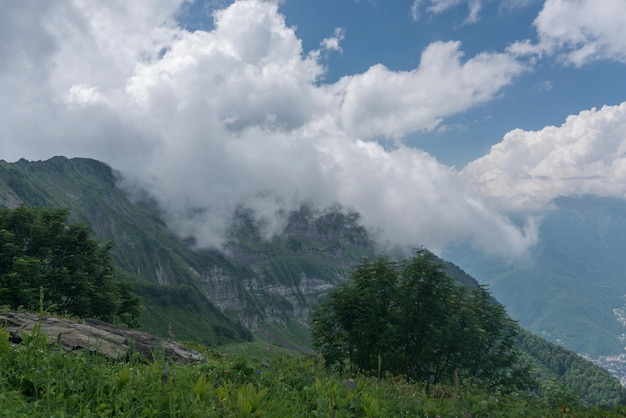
[0,156,373,350]
[2,156,625,406]
[447,195,626,357]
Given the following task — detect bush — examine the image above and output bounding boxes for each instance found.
[0,205,140,325]
[312,250,530,389]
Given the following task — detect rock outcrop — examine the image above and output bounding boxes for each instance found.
[0,312,205,362]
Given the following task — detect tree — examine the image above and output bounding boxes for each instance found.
[312,249,529,388]
[0,205,140,326]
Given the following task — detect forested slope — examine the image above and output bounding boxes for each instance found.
[1,156,624,406]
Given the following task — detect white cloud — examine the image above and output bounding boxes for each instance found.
[465,0,482,24]
[0,0,533,259]
[318,138,537,258]
[499,0,539,11]
[462,102,626,212]
[538,0,626,65]
[65,84,105,108]
[410,0,421,21]
[412,0,483,23]
[427,0,464,14]
[334,41,525,139]
[511,0,626,65]
[320,28,345,53]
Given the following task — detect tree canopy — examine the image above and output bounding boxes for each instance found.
[0,205,140,326]
[311,250,529,389]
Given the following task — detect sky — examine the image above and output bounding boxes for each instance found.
[1,0,626,260]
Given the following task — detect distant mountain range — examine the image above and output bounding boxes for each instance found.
[0,156,376,350]
[2,156,625,404]
[3,156,625,357]
[447,195,626,357]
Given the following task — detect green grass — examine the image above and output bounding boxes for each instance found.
[252,317,314,354]
[2,326,626,417]
[135,281,252,346]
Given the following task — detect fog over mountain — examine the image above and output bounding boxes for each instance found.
[2,0,626,261]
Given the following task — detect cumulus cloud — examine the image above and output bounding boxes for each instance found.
[537,0,626,65]
[320,28,345,53]
[0,0,182,166]
[462,102,626,212]
[334,41,524,139]
[318,139,538,257]
[0,0,534,259]
[509,0,626,65]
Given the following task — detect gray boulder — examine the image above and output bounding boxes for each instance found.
[0,312,205,362]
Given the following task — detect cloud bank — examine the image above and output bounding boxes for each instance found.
[1,0,625,260]
[536,0,626,65]
[463,102,626,212]
[509,0,626,65]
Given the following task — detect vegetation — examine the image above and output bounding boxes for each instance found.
[0,205,140,326]
[136,281,253,346]
[453,195,626,356]
[2,157,625,413]
[0,157,256,345]
[2,326,626,417]
[518,329,626,407]
[0,157,373,347]
[312,251,529,390]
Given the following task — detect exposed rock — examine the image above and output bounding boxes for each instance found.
[0,312,205,362]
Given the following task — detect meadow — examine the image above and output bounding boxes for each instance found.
[1,324,624,417]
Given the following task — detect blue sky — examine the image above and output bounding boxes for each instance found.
[280,0,626,166]
[2,0,626,258]
[177,0,626,166]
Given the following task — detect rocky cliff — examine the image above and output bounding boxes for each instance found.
[0,157,373,348]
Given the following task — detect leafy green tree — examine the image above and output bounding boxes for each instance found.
[0,205,140,326]
[518,329,626,406]
[312,249,529,389]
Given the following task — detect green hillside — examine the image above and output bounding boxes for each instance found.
[1,156,624,407]
[448,195,626,356]
[0,157,373,348]
[3,331,626,416]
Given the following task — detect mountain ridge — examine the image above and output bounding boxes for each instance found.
[0,156,375,349]
[447,194,626,356]
[2,156,625,405]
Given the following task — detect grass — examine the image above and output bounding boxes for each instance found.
[2,325,626,417]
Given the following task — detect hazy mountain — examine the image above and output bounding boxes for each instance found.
[0,156,374,350]
[4,157,626,358]
[2,156,625,404]
[447,195,626,356]
[3,155,622,355]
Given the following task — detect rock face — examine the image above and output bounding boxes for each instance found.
[0,157,375,347]
[0,312,205,362]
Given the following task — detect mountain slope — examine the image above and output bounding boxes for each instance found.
[2,157,624,406]
[447,195,626,356]
[0,157,254,345]
[0,157,374,349]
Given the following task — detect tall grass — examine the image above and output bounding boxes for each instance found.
[0,327,624,417]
